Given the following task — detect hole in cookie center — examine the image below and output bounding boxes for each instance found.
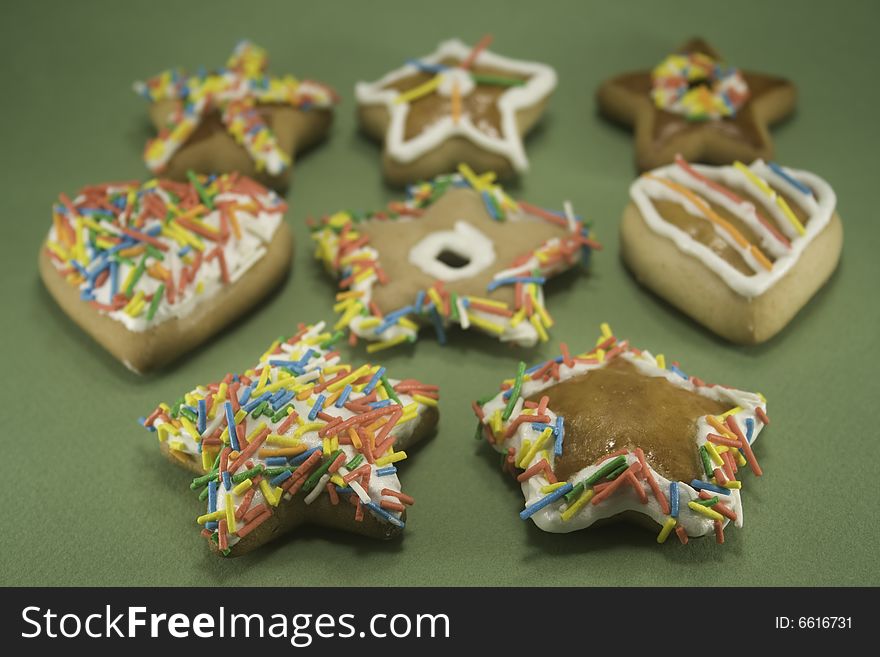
[436,248,471,269]
[687,76,714,91]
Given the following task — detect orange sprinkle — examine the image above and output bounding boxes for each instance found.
[451,79,462,124]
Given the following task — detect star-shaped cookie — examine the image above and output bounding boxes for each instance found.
[141,322,439,556]
[597,38,796,171]
[356,36,557,185]
[473,324,768,544]
[312,166,600,350]
[135,40,338,190]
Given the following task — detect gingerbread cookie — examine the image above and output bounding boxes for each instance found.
[135,40,338,190]
[312,166,600,350]
[597,38,796,171]
[473,324,768,545]
[356,36,557,186]
[39,173,292,373]
[140,322,440,556]
[622,156,842,343]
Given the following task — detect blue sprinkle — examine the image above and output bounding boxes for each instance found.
[481,190,500,220]
[70,260,89,277]
[197,398,207,434]
[429,306,446,345]
[414,290,425,311]
[295,349,315,367]
[207,481,217,513]
[178,245,192,258]
[363,367,385,395]
[335,385,352,408]
[406,59,450,73]
[530,422,552,432]
[222,471,232,491]
[369,399,393,409]
[225,402,239,451]
[745,417,755,444]
[270,471,293,487]
[308,394,326,421]
[243,392,271,413]
[487,276,546,292]
[670,365,688,380]
[205,521,218,531]
[690,479,731,496]
[335,486,354,495]
[264,457,289,467]
[290,447,322,466]
[375,466,397,476]
[670,482,679,518]
[238,384,253,406]
[554,416,565,456]
[365,501,405,528]
[271,389,294,411]
[109,260,119,297]
[768,161,813,196]
[519,483,574,520]
[80,290,96,301]
[138,417,156,432]
[524,356,564,376]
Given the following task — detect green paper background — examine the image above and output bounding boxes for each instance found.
[1,0,877,586]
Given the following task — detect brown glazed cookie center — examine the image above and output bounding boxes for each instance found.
[529,358,730,483]
[382,58,529,140]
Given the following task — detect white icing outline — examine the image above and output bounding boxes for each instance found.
[355,39,557,172]
[630,160,836,299]
[407,220,497,282]
[478,345,766,539]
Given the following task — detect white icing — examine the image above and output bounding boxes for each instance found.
[407,220,496,281]
[630,160,836,299]
[436,67,476,98]
[355,39,557,171]
[46,186,284,332]
[479,347,765,539]
[150,322,433,547]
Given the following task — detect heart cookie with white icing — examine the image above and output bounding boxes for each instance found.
[622,156,843,343]
[356,36,557,186]
[39,173,292,373]
[312,166,601,350]
[473,324,768,545]
[141,322,439,556]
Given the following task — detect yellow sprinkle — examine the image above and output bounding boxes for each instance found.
[197,510,225,525]
[265,434,301,447]
[234,408,247,424]
[322,437,331,455]
[367,334,410,353]
[232,479,253,496]
[201,447,214,472]
[719,406,743,420]
[561,488,595,522]
[704,441,724,466]
[427,287,445,313]
[541,482,569,494]
[215,382,228,405]
[224,494,237,533]
[178,415,199,440]
[490,409,503,438]
[293,422,325,439]
[600,322,613,338]
[45,241,70,260]
[468,314,506,336]
[733,161,805,236]
[725,480,742,489]
[330,474,346,488]
[518,428,552,468]
[398,317,420,331]
[395,75,441,104]
[656,517,677,543]
[715,445,729,455]
[347,427,362,449]
[707,415,735,438]
[688,501,723,521]
[530,313,549,342]
[167,440,187,452]
[509,307,527,327]
[327,364,371,392]
[466,295,509,310]
[412,394,438,408]
[358,317,382,330]
[260,479,280,507]
[375,451,407,467]
[656,354,666,369]
[195,281,204,294]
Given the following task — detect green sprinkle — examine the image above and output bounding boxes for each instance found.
[302,449,343,492]
[211,451,222,471]
[381,374,402,405]
[179,405,198,423]
[198,486,210,502]
[319,330,345,349]
[186,170,214,210]
[146,244,165,261]
[696,496,719,507]
[145,283,165,321]
[450,293,460,321]
[563,482,585,504]
[232,465,263,484]
[170,398,184,418]
[475,422,484,441]
[470,73,526,87]
[125,254,148,297]
[605,463,628,481]
[585,455,628,486]
[501,362,526,421]
[251,400,268,418]
[190,471,217,489]
[264,467,293,477]
[271,404,293,423]
[699,445,714,478]
[345,453,365,471]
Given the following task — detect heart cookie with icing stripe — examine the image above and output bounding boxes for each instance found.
[312,166,601,350]
[622,156,843,343]
[473,324,768,545]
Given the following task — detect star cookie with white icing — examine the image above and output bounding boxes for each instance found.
[141,322,439,556]
[356,36,557,186]
[312,166,601,350]
[473,324,768,545]
[135,40,338,190]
